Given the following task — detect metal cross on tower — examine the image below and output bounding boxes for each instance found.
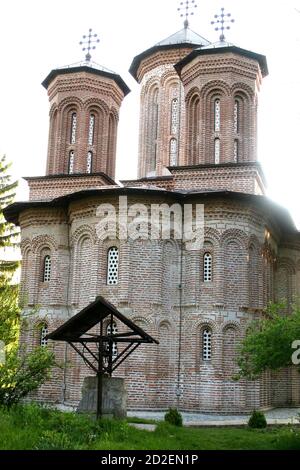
[177,0,198,29]
[79,28,100,62]
[211,7,235,42]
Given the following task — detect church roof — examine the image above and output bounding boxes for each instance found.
[129,26,210,81]
[175,44,268,77]
[42,62,130,96]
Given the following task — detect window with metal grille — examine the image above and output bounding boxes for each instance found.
[106,322,118,359]
[70,113,77,144]
[234,140,239,163]
[214,99,221,132]
[43,255,51,283]
[68,150,75,174]
[88,114,95,146]
[87,151,92,173]
[203,253,212,282]
[214,138,220,164]
[169,138,178,166]
[40,324,48,347]
[234,100,239,134]
[202,328,212,361]
[107,247,119,285]
[171,98,179,134]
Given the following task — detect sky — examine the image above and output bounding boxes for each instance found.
[1,0,300,225]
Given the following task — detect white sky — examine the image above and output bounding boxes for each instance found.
[1,0,300,226]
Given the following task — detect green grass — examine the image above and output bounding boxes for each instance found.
[0,404,299,450]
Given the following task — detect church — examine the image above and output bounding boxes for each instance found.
[4,6,300,412]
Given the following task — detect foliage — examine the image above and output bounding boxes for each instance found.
[0,155,19,283]
[236,302,300,380]
[0,404,300,450]
[0,283,20,351]
[0,347,56,407]
[248,410,267,429]
[164,408,183,427]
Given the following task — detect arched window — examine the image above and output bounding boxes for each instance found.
[202,328,212,361]
[234,100,239,134]
[70,113,77,144]
[188,94,200,164]
[40,324,48,347]
[171,98,179,135]
[68,150,75,174]
[234,140,239,163]
[87,151,93,173]
[214,138,220,164]
[88,114,95,146]
[214,99,221,132]
[169,138,177,166]
[42,255,51,283]
[107,247,119,285]
[203,253,213,282]
[106,322,118,359]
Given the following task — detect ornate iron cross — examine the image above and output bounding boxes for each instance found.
[177,0,198,28]
[211,7,235,42]
[79,28,100,62]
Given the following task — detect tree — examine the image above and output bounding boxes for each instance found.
[0,155,19,283]
[236,303,300,380]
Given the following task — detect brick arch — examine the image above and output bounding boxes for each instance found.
[71,224,96,247]
[31,234,58,254]
[231,83,254,101]
[204,227,221,246]
[222,321,242,334]
[142,77,160,96]
[49,103,58,119]
[160,72,180,89]
[276,257,296,275]
[221,229,249,250]
[83,97,110,115]
[185,87,200,104]
[57,96,84,113]
[200,80,231,99]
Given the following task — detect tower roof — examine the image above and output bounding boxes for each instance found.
[129,26,210,81]
[175,44,268,77]
[42,61,130,96]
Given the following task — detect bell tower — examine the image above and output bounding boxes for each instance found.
[43,30,130,180]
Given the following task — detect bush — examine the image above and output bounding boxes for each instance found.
[164,408,183,427]
[248,410,267,429]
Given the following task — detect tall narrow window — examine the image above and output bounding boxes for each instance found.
[68,150,75,174]
[234,100,239,134]
[214,99,221,132]
[43,255,51,283]
[234,140,239,163]
[40,324,48,347]
[169,138,177,166]
[70,113,77,144]
[171,98,179,134]
[188,94,200,164]
[106,322,118,359]
[88,114,95,146]
[87,151,93,173]
[204,253,213,282]
[202,329,212,361]
[214,138,220,164]
[107,247,119,285]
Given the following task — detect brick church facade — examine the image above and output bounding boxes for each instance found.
[4,22,300,412]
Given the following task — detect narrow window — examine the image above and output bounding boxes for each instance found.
[87,151,93,173]
[171,98,179,134]
[43,255,51,283]
[234,140,239,163]
[68,150,75,174]
[40,324,48,347]
[214,138,220,164]
[88,114,95,146]
[169,138,178,166]
[70,113,77,144]
[234,100,239,134]
[203,253,212,282]
[107,247,119,285]
[106,322,118,359]
[214,99,221,132]
[202,328,212,361]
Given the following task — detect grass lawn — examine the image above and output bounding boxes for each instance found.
[0,404,299,450]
